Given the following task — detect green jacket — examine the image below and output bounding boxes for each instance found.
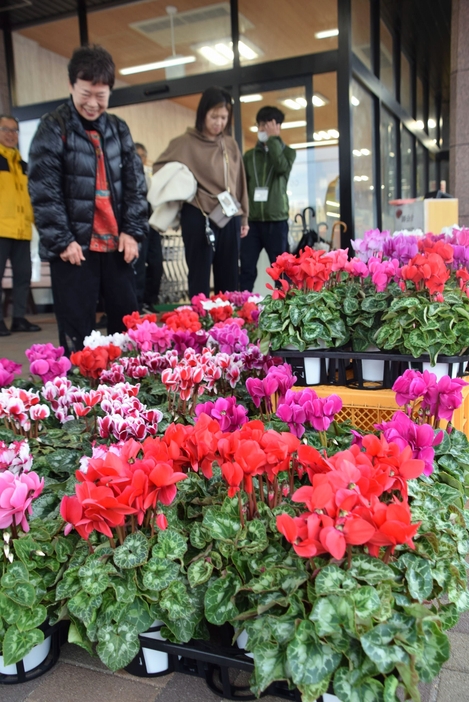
[243,137,296,222]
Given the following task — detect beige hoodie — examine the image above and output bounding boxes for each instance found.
[153,127,249,226]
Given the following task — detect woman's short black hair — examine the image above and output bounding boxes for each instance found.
[68,45,115,89]
[256,106,285,125]
[195,87,233,134]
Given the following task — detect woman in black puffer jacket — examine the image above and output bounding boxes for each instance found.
[27,46,148,354]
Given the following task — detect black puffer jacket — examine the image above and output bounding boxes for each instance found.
[28,99,148,261]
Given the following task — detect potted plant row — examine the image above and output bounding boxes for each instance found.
[259,229,469,386]
[1,313,469,702]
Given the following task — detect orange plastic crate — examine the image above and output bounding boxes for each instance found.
[293,385,469,437]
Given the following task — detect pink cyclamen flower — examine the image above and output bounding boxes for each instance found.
[376,410,443,476]
[423,376,468,422]
[392,369,437,408]
[0,358,22,387]
[0,469,44,531]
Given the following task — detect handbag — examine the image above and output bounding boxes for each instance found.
[208,198,242,228]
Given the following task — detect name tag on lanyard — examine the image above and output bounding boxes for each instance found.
[253,187,269,202]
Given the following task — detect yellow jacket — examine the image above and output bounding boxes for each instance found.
[0,143,33,240]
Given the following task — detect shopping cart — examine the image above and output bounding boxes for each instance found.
[159,230,189,303]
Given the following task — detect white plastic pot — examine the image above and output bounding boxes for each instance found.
[236,630,254,659]
[140,620,169,674]
[362,345,384,382]
[422,362,461,381]
[0,635,51,675]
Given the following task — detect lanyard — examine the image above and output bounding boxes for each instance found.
[253,141,286,188]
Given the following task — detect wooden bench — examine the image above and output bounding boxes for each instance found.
[1,261,51,316]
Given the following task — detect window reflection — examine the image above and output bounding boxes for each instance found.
[381,108,397,231]
[352,0,371,70]
[238,0,338,66]
[401,128,414,199]
[401,52,412,114]
[352,80,375,236]
[380,20,394,95]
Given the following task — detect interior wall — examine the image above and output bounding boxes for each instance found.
[13,33,70,106]
[109,100,196,165]
[0,32,10,113]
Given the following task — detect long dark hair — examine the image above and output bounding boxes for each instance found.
[195,87,233,134]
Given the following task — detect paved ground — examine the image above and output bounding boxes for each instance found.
[1,313,469,701]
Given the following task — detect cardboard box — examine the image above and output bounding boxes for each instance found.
[390,198,459,233]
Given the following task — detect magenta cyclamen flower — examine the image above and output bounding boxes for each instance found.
[382,234,420,265]
[26,343,71,382]
[195,396,248,431]
[423,376,468,422]
[265,363,296,400]
[276,389,342,437]
[392,369,437,408]
[208,323,249,354]
[172,330,209,355]
[0,358,22,387]
[246,375,279,408]
[0,469,44,531]
[376,410,443,476]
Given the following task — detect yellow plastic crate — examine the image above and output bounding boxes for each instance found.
[293,385,469,438]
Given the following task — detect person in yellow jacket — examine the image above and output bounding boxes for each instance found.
[0,114,41,336]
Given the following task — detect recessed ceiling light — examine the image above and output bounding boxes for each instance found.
[351,96,360,106]
[318,130,330,139]
[416,120,425,130]
[428,118,437,129]
[315,29,339,39]
[215,43,234,60]
[240,94,263,103]
[360,148,371,156]
[353,149,362,157]
[238,40,257,60]
[328,128,339,138]
[120,55,196,75]
[194,37,260,66]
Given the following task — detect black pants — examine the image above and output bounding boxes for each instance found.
[180,203,241,298]
[144,230,163,307]
[239,220,289,292]
[50,249,138,355]
[0,238,31,321]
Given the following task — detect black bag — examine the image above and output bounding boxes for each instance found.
[291,229,319,256]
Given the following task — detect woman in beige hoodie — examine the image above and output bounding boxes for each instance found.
[153,87,249,298]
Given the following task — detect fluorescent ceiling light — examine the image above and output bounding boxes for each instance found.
[318,130,330,139]
[295,97,307,107]
[328,129,339,138]
[428,118,437,129]
[353,149,362,157]
[198,45,230,66]
[250,126,258,132]
[120,55,195,75]
[315,28,339,39]
[240,94,263,103]
[351,96,360,106]
[312,93,328,107]
[215,43,234,60]
[283,98,303,110]
[327,211,340,218]
[290,139,338,149]
[360,148,371,156]
[238,40,258,60]
[326,200,340,207]
[281,120,306,129]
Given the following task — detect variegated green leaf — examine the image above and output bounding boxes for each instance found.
[2,626,44,666]
[96,621,140,671]
[113,531,149,569]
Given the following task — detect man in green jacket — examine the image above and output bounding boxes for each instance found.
[240,106,296,291]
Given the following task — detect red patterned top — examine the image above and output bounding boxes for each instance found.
[86,130,119,252]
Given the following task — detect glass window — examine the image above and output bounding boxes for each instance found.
[13,17,79,106]
[401,128,414,199]
[416,141,426,197]
[352,0,371,70]
[238,0,338,66]
[429,157,437,193]
[400,52,412,114]
[109,94,200,166]
[88,1,234,87]
[380,108,397,231]
[313,73,340,240]
[428,91,438,144]
[380,20,394,95]
[416,77,424,125]
[352,80,375,236]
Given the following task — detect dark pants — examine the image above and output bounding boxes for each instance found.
[144,230,163,307]
[0,238,31,321]
[180,203,241,298]
[50,249,138,355]
[240,220,289,292]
